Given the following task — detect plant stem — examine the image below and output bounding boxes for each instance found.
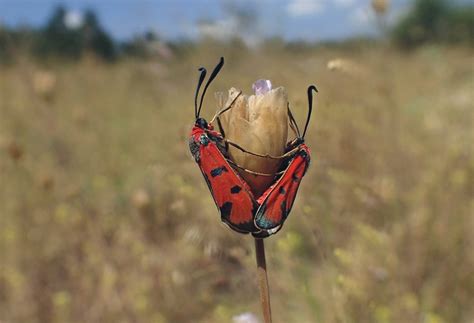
[254,238,272,323]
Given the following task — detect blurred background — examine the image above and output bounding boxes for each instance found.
[0,0,473,322]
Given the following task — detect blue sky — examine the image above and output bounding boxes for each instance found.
[0,0,416,41]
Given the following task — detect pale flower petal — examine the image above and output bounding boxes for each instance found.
[218,83,288,196]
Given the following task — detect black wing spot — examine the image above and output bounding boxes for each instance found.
[231,185,242,194]
[279,186,286,195]
[292,173,299,182]
[211,166,228,177]
[220,202,233,218]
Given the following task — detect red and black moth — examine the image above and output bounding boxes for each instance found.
[189,57,317,238]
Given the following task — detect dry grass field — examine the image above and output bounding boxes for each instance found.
[1,43,473,323]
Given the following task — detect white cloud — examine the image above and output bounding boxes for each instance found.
[197,16,261,47]
[334,0,356,8]
[198,17,239,40]
[64,10,84,30]
[287,0,325,17]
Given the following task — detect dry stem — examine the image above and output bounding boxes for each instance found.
[255,238,272,323]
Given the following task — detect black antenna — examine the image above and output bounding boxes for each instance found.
[197,57,224,118]
[194,67,207,119]
[303,85,318,138]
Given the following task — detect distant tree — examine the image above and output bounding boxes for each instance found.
[121,31,160,58]
[0,26,37,64]
[81,9,116,60]
[446,6,474,43]
[393,0,474,47]
[36,5,83,59]
[0,26,12,63]
[35,5,116,61]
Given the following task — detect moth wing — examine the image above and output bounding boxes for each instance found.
[191,126,259,234]
[254,145,310,232]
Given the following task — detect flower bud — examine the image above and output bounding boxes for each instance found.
[219,81,289,196]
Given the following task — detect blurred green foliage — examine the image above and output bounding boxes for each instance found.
[0,26,36,63]
[393,0,474,47]
[0,5,117,63]
[2,0,474,65]
[35,6,116,61]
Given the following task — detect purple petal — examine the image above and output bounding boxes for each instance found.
[252,79,272,95]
